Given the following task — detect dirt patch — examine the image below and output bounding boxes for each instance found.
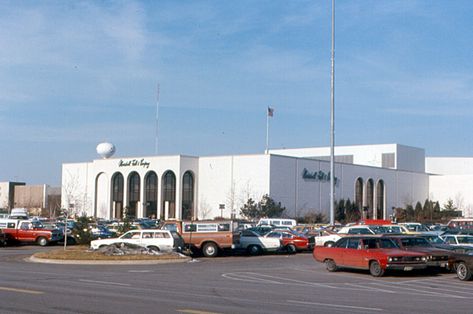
[33,245,187,261]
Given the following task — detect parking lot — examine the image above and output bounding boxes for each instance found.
[0,246,471,314]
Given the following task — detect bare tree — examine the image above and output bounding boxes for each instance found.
[62,170,90,216]
[198,198,212,220]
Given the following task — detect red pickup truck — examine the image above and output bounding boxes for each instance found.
[0,219,63,246]
[313,235,428,277]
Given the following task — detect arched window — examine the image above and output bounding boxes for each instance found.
[111,173,124,219]
[182,171,194,220]
[355,178,363,211]
[366,179,374,219]
[376,180,385,219]
[162,171,176,219]
[144,171,158,218]
[128,172,140,218]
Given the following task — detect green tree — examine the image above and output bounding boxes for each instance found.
[335,199,346,223]
[406,205,415,221]
[240,198,259,220]
[71,215,95,245]
[414,201,423,222]
[240,195,286,220]
[260,194,286,218]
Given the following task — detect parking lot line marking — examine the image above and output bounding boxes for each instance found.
[78,279,130,287]
[177,309,220,314]
[287,300,383,312]
[366,282,466,299]
[128,270,152,273]
[344,283,396,294]
[0,286,44,295]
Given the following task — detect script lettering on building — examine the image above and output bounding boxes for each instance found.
[118,159,150,169]
[302,168,338,185]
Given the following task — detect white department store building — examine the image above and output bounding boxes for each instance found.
[61,143,469,221]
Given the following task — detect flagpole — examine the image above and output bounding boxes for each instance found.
[265,109,269,154]
[155,83,160,155]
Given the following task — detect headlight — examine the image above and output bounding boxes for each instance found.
[426,255,432,260]
[388,257,393,262]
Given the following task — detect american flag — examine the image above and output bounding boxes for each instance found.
[267,106,274,117]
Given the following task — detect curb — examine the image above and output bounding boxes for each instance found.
[27,255,192,265]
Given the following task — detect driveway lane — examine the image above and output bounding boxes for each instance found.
[1,248,472,313]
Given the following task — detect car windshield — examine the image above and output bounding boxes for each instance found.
[363,238,398,249]
[369,226,389,234]
[400,237,431,247]
[457,236,473,244]
[423,236,445,244]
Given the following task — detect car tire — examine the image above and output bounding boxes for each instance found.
[202,242,219,257]
[324,241,335,247]
[37,237,48,247]
[369,260,385,277]
[148,246,160,253]
[456,262,472,281]
[325,259,337,272]
[286,244,297,254]
[248,245,262,256]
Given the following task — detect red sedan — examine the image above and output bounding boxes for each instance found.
[265,230,309,253]
[313,235,428,277]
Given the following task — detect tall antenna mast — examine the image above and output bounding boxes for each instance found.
[155,83,160,155]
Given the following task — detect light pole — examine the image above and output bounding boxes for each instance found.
[329,0,336,226]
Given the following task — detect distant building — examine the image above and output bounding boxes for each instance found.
[0,182,61,217]
[0,181,25,211]
[61,143,443,221]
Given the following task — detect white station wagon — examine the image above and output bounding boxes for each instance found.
[90,229,181,252]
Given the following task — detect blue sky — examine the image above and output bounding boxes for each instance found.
[1,0,473,185]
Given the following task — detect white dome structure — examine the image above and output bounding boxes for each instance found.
[96,142,116,159]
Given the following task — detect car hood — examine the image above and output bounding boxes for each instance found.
[403,247,451,255]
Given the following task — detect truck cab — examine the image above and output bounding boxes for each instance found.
[161,220,237,257]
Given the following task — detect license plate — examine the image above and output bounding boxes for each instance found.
[404,266,413,271]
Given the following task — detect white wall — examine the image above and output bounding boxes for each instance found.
[270,144,425,172]
[0,182,10,209]
[269,155,429,220]
[429,174,473,217]
[197,155,270,219]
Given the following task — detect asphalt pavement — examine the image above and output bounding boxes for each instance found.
[0,246,471,314]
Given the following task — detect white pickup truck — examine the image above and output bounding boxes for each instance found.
[234,229,281,255]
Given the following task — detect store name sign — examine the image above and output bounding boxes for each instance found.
[118,159,150,169]
[302,168,338,185]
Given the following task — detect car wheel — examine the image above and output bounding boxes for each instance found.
[248,245,262,256]
[286,244,297,254]
[325,259,337,272]
[202,242,219,257]
[456,262,473,281]
[148,246,160,253]
[324,241,335,247]
[369,261,385,277]
[37,237,48,247]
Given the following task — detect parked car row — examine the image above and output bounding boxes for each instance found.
[313,233,473,281]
